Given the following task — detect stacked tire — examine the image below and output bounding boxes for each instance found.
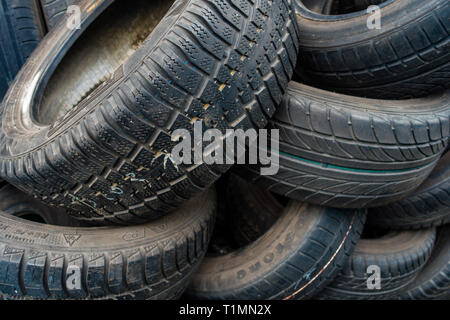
[229,0,450,299]
[0,0,301,299]
[0,0,45,100]
[0,0,447,300]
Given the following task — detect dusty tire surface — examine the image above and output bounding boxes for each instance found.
[398,225,450,300]
[0,0,299,225]
[186,177,366,300]
[316,227,436,300]
[295,0,450,99]
[0,188,216,300]
[0,0,45,100]
[369,151,450,229]
[238,82,449,209]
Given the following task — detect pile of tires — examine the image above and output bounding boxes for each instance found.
[0,0,447,300]
[0,0,45,101]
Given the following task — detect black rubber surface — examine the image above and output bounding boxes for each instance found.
[0,182,81,227]
[226,174,284,247]
[398,225,450,300]
[295,0,450,99]
[0,0,299,225]
[369,151,450,229]
[40,0,79,29]
[0,0,45,100]
[186,176,366,300]
[0,188,216,300]
[238,82,449,209]
[316,227,436,300]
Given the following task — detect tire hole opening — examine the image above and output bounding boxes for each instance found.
[36,0,175,125]
[16,212,47,224]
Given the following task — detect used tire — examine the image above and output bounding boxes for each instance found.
[369,150,450,229]
[295,0,450,99]
[0,182,81,226]
[0,0,45,100]
[316,227,436,300]
[398,225,450,300]
[40,0,80,29]
[238,82,449,208]
[0,0,299,225]
[186,176,366,300]
[0,188,216,300]
[226,174,284,247]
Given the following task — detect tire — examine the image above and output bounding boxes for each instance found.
[0,188,216,300]
[226,174,284,247]
[186,176,366,300]
[0,182,82,227]
[0,0,299,225]
[295,0,450,99]
[237,82,449,209]
[40,0,80,29]
[316,227,436,300]
[0,0,45,100]
[369,150,450,229]
[398,225,450,300]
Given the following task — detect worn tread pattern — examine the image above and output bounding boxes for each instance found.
[369,151,450,230]
[296,0,450,99]
[240,156,438,209]
[0,0,300,225]
[237,82,449,208]
[272,83,449,169]
[40,0,79,29]
[187,177,366,300]
[316,228,436,300]
[0,188,216,300]
[0,0,43,99]
[398,225,450,300]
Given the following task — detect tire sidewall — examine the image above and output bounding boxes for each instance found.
[296,0,443,47]
[0,0,189,157]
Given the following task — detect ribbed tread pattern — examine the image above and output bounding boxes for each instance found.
[316,228,437,300]
[40,0,79,29]
[273,83,449,169]
[399,226,450,300]
[239,151,439,209]
[0,190,215,300]
[0,0,42,98]
[237,81,449,209]
[188,206,366,300]
[297,0,450,99]
[369,152,450,229]
[0,0,300,225]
